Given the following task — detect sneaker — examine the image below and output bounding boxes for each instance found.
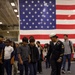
[62,70,66,74]
[67,71,71,74]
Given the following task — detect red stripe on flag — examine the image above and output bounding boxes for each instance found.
[20,34,75,39]
[57,34,75,39]
[20,35,50,39]
[56,15,75,19]
[56,25,75,29]
[56,5,75,10]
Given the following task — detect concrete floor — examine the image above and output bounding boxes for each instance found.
[37,61,75,75]
[4,61,75,75]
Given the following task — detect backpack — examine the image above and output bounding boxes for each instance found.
[69,41,72,53]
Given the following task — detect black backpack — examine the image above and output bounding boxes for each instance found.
[69,41,72,53]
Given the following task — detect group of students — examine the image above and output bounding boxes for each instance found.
[0,35,44,75]
[0,33,74,75]
[0,35,19,75]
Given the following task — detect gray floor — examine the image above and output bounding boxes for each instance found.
[37,61,75,75]
[4,61,75,75]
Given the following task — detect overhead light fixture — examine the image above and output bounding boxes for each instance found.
[14,9,18,12]
[17,15,19,17]
[0,22,2,24]
[7,31,9,34]
[11,2,15,6]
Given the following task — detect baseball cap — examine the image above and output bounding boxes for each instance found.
[49,33,58,38]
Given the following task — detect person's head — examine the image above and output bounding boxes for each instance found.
[11,41,16,50]
[16,43,19,48]
[29,38,35,46]
[64,34,68,40]
[50,33,58,42]
[0,35,4,43]
[29,36,34,40]
[5,39,11,46]
[44,43,49,48]
[22,37,28,45]
[36,41,40,47]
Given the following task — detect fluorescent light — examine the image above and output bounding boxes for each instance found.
[0,22,2,24]
[17,15,19,17]
[7,31,9,33]
[11,2,15,6]
[14,9,18,12]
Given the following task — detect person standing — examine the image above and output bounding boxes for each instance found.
[11,42,18,75]
[17,37,31,75]
[43,43,50,69]
[29,38,39,75]
[36,41,43,74]
[4,39,14,75]
[62,34,74,74]
[47,33,64,75]
[0,35,5,75]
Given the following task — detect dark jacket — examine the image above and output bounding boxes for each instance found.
[37,46,43,61]
[47,40,64,60]
[29,44,39,63]
[0,42,5,62]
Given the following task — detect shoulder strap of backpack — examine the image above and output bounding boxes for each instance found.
[69,41,71,46]
[69,41,72,53]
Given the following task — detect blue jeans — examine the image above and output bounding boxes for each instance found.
[45,58,50,69]
[19,61,29,75]
[29,63,37,75]
[62,54,71,71]
[4,59,12,75]
[0,63,4,75]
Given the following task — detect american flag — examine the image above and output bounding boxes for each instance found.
[19,0,75,45]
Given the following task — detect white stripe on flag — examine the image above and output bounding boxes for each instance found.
[56,20,75,24]
[20,30,75,35]
[56,10,75,15]
[56,0,75,5]
[19,39,75,44]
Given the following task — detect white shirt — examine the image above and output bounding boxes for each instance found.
[4,46,14,59]
[63,40,73,55]
[54,42,57,45]
[43,48,48,57]
[38,47,41,55]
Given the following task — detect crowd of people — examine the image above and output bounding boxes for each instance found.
[0,33,75,75]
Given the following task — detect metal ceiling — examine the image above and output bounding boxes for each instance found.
[0,0,19,41]
[0,0,19,30]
